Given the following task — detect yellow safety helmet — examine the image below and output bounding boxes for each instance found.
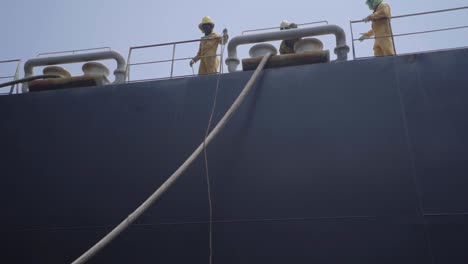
[199,16,215,31]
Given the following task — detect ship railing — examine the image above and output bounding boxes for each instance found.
[126,37,224,83]
[241,20,329,35]
[0,59,21,95]
[350,6,468,59]
[36,47,111,57]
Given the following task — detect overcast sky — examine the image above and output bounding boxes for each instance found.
[1,0,467,84]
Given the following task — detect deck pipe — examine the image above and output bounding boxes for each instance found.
[22,51,126,92]
[225,24,350,72]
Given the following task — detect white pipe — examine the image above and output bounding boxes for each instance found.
[226,24,350,72]
[70,52,273,264]
[22,51,126,92]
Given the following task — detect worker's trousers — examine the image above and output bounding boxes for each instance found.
[373,37,395,57]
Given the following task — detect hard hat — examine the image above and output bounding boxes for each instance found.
[199,16,215,30]
[280,20,291,30]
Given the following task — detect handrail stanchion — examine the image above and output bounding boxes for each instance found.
[126,48,133,82]
[349,21,357,60]
[170,44,176,79]
[389,20,397,55]
[11,60,21,94]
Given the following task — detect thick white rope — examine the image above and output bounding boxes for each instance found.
[71,52,272,264]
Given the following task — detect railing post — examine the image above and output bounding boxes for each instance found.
[349,22,357,60]
[11,60,21,94]
[170,44,176,79]
[126,48,132,82]
[389,19,397,55]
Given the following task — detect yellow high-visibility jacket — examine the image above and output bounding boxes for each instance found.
[279,38,301,55]
[193,33,228,75]
[364,2,395,56]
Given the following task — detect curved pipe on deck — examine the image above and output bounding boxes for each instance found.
[22,51,126,92]
[225,24,350,72]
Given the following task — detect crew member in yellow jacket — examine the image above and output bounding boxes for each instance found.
[279,20,301,55]
[359,0,395,57]
[190,16,229,75]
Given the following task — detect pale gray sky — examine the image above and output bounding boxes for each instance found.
[1,0,467,85]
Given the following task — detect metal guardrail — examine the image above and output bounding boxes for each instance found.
[241,20,329,35]
[0,59,21,95]
[2,8,468,93]
[126,38,223,82]
[37,47,111,57]
[350,6,468,59]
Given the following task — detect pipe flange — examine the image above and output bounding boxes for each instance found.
[225,57,240,72]
[334,45,350,53]
[334,45,350,61]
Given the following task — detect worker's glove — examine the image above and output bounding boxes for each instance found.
[189,59,195,67]
[223,28,228,35]
[362,16,371,23]
[359,33,368,42]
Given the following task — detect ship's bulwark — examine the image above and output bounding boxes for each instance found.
[1,49,468,263]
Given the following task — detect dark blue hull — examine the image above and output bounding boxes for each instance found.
[1,48,468,263]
